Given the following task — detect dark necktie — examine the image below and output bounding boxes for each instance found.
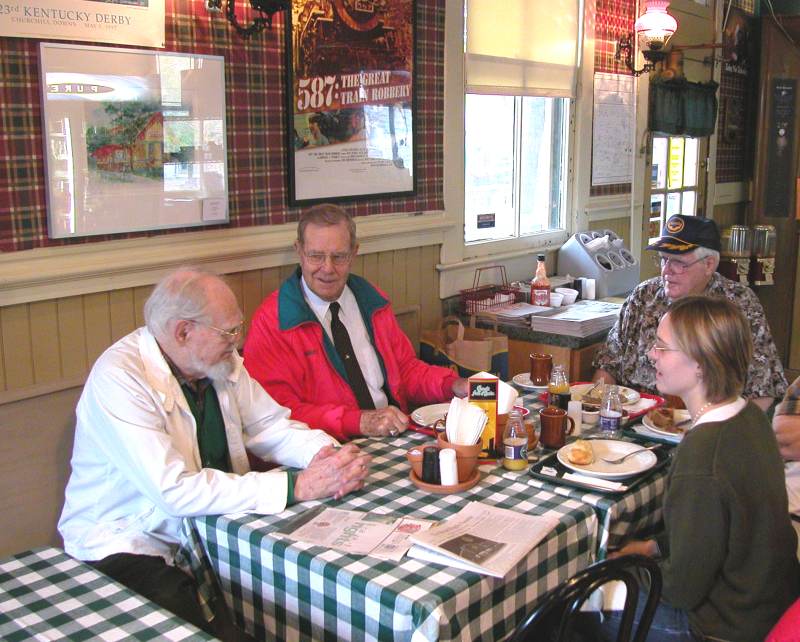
[329,302,375,410]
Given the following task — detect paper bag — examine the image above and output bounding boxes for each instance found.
[420,317,509,380]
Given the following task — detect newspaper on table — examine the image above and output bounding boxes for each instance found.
[406,502,559,578]
[275,506,434,561]
[531,299,622,337]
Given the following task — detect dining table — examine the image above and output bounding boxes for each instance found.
[0,546,216,641]
[181,385,674,642]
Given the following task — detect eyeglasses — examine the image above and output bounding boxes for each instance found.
[653,255,706,274]
[301,249,352,266]
[650,341,680,354]
[192,320,244,340]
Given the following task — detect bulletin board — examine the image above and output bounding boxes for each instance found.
[40,43,228,239]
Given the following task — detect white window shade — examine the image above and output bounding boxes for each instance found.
[465,0,581,98]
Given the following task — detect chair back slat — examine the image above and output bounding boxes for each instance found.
[510,555,662,642]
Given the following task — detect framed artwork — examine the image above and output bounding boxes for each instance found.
[1,0,164,48]
[40,43,228,239]
[285,0,416,205]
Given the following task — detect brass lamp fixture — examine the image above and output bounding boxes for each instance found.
[616,0,679,76]
[205,0,289,38]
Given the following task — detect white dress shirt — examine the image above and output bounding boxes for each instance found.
[301,277,388,408]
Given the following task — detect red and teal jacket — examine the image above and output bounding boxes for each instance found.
[243,268,458,441]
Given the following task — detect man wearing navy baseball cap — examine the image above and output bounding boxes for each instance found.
[593,214,786,410]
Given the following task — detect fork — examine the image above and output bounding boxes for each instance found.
[601,445,660,465]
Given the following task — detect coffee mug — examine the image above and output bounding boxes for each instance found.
[529,353,553,386]
[539,407,576,449]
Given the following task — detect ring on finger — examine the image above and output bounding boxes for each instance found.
[389,428,399,437]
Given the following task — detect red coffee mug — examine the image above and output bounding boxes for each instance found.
[539,406,575,449]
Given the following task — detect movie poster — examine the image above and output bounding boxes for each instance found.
[0,0,165,48]
[286,0,415,204]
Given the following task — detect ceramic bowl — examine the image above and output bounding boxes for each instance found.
[582,404,600,426]
[549,292,564,307]
[555,287,579,305]
[436,433,481,482]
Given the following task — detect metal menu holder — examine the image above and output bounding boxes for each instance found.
[40,43,228,239]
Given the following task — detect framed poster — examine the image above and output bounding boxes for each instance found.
[285,0,416,205]
[40,43,228,238]
[0,0,165,48]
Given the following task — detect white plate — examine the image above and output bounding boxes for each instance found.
[570,383,641,406]
[511,373,549,391]
[411,403,451,427]
[557,439,657,479]
[641,409,691,440]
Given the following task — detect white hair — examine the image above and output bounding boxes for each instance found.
[693,246,720,268]
[144,266,219,338]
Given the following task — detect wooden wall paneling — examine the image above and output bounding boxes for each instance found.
[132,286,152,328]
[377,250,394,298]
[225,272,244,312]
[259,266,282,302]
[240,270,263,332]
[405,246,422,315]
[392,249,408,308]
[395,305,421,348]
[83,292,112,367]
[56,298,87,380]
[1,305,35,390]
[278,263,296,284]
[0,310,5,391]
[350,255,365,279]
[29,300,61,384]
[419,245,439,333]
[361,253,379,285]
[109,289,137,342]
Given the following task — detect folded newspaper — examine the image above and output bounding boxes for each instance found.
[275,506,435,562]
[407,502,559,578]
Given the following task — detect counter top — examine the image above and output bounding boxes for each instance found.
[470,316,609,348]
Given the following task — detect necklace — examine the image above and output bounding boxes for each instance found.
[692,400,715,424]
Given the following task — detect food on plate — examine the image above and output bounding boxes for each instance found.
[646,407,687,434]
[568,439,594,465]
[581,389,630,405]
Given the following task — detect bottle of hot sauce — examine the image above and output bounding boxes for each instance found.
[531,254,550,306]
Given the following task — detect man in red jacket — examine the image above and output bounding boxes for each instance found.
[244,204,468,441]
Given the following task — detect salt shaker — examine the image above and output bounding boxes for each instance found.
[439,448,458,486]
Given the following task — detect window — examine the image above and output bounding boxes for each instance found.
[648,135,699,242]
[464,95,570,243]
[462,0,580,246]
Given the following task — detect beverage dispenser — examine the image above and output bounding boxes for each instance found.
[718,225,751,285]
[750,225,776,286]
[556,230,640,298]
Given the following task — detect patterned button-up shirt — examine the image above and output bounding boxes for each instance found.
[776,377,800,417]
[593,272,788,399]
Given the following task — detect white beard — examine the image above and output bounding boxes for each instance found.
[187,353,235,383]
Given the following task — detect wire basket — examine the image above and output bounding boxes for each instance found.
[459,266,524,315]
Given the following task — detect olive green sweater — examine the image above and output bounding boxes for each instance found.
[656,402,799,641]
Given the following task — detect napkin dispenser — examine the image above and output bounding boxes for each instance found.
[557,230,640,298]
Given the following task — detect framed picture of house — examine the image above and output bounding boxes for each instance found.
[285,0,416,205]
[39,43,228,239]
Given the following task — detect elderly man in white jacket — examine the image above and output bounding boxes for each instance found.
[58,267,370,639]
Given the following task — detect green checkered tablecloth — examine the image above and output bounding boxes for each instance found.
[0,546,215,641]
[519,390,669,556]
[184,433,599,642]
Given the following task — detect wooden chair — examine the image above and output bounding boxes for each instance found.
[509,555,662,642]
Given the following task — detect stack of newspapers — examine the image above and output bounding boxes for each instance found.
[530,299,622,337]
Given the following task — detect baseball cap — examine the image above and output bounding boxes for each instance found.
[646,215,721,254]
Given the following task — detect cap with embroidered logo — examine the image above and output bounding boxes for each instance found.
[646,215,721,254]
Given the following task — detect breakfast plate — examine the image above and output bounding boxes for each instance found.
[556,439,657,479]
[570,383,641,406]
[641,409,691,440]
[411,403,452,427]
[511,373,549,391]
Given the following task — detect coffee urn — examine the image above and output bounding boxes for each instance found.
[750,225,776,286]
[719,225,752,285]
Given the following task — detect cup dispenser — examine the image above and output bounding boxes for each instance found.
[718,225,751,286]
[556,230,640,298]
[750,225,776,286]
